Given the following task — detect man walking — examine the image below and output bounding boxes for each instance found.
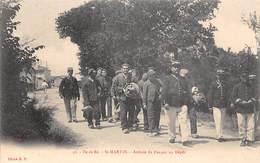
[82,68,101,129]
[97,69,111,121]
[111,63,135,134]
[208,69,229,142]
[143,69,162,136]
[161,61,191,146]
[59,67,80,123]
[231,72,257,146]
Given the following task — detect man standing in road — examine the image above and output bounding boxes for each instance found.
[59,67,80,123]
[161,61,191,146]
[82,68,102,129]
[111,63,134,134]
[143,69,162,136]
[97,69,112,121]
[231,72,257,146]
[208,69,229,142]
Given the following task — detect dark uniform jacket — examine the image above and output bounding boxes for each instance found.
[231,82,257,113]
[161,74,191,107]
[208,80,229,109]
[59,76,80,99]
[143,79,161,105]
[82,77,101,106]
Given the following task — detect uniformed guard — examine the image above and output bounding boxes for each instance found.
[231,72,257,146]
[161,61,191,146]
[208,69,229,142]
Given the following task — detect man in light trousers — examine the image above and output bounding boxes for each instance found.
[231,72,257,146]
[162,61,191,146]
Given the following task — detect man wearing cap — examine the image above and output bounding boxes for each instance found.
[208,69,229,142]
[231,72,257,146]
[143,69,162,136]
[82,68,102,129]
[59,67,80,123]
[111,63,135,134]
[161,61,191,146]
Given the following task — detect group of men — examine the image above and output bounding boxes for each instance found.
[58,61,258,147]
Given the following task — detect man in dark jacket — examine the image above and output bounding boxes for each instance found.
[208,69,229,142]
[59,67,80,123]
[111,63,135,134]
[143,69,162,136]
[231,72,257,146]
[161,61,191,146]
[96,69,112,121]
[82,68,101,129]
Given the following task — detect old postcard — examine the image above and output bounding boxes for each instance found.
[1,0,260,163]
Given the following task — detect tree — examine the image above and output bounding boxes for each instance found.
[242,11,260,56]
[56,0,220,76]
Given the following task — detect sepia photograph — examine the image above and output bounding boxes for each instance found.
[0,0,260,162]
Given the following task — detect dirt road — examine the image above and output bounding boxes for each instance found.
[2,88,260,163]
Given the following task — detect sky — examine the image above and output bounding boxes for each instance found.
[14,0,260,76]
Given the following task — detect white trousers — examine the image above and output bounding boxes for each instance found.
[164,105,189,142]
[237,113,255,141]
[213,107,226,139]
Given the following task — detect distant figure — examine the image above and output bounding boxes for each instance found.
[59,67,80,123]
[41,80,49,93]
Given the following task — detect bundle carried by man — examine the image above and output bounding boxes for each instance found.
[123,82,141,99]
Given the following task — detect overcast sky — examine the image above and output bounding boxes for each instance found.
[14,0,260,76]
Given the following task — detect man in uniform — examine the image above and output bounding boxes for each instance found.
[59,67,80,123]
[111,63,134,134]
[231,72,257,146]
[161,61,190,146]
[208,69,229,142]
